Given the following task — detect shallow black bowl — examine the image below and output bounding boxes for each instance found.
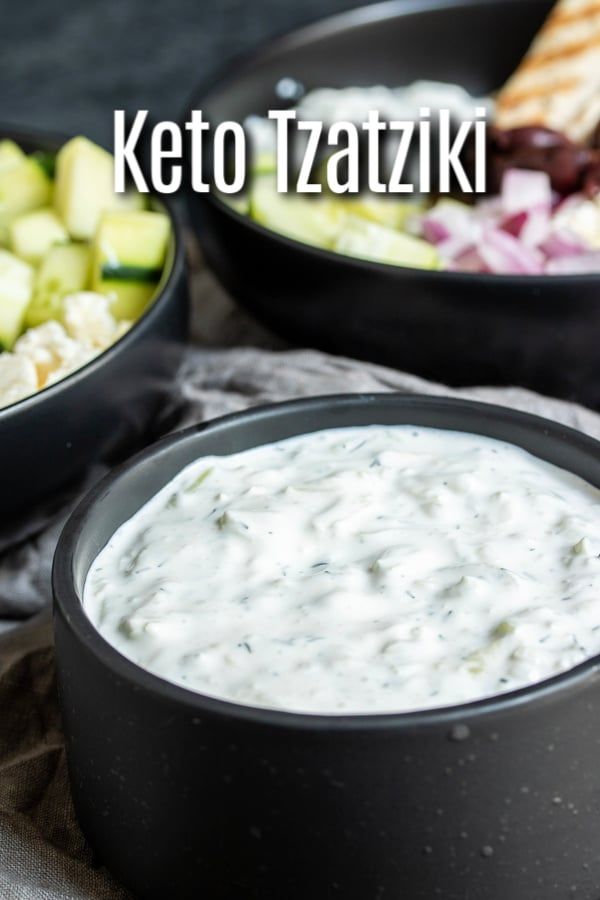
[0,126,189,521]
[186,0,600,409]
[54,393,600,900]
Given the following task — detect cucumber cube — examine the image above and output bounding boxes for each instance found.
[92,210,170,319]
[250,174,344,248]
[26,243,90,327]
[0,159,52,228]
[333,196,424,230]
[334,217,441,270]
[54,137,115,240]
[9,208,68,264]
[0,249,34,349]
[0,140,26,174]
[96,280,157,321]
[251,151,277,175]
[54,136,146,240]
[116,190,148,213]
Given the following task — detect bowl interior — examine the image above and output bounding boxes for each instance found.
[197,0,552,128]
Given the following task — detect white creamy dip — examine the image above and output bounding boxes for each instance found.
[84,426,600,715]
[245,80,494,157]
[296,81,493,124]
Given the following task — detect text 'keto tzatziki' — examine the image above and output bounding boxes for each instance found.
[83,426,600,714]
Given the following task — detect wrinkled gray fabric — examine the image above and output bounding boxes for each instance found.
[1,258,599,898]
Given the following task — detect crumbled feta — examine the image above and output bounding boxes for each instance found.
[0,352,38,409]
[14,320,96,388]
[1,289,135,404]
[114,319,133,342]
[553,197,600,249]
[63,291,119,349]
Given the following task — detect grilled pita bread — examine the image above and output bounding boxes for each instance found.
[495,0,600,143]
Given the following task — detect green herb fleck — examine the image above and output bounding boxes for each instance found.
[186,467,214,492]
[216,512,230,530]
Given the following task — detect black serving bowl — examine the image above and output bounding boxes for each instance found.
[0,126,189,521]
[185,0,600,409]
[53,393,600,900]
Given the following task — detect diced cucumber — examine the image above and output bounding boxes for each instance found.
[115,190,148,213]
[0,158,52,228]
[92,210,170,319]
[9,208,68,264]
[250,174,343,248]
[54,136,149,240]
[334,217,441,270]
[94,209,170,272]
[54,137,113,239]
[31,150,57,179]
[0,249,34,349]
[251,151,277,175]
[96,281,157,321]
[99,264,163,281]
[0,140,26,174]
[434,198,473,213]
[26,243,90,327]
[333,195,424,230]
[54,136,144,240]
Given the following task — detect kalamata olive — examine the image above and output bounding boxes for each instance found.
[583,161,600,197]
[464,125,600,198]
[497,126,572,151]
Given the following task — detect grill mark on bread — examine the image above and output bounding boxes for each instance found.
[543,1,600,30]
[496,77,582,111]
[520,33,600,71]
[494,0,600,139]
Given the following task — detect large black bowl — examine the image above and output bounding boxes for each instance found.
[185,0,600,409]
[53,393,600,900]
[0,126,189,521]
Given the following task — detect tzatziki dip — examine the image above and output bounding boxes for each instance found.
[83,425,600,715]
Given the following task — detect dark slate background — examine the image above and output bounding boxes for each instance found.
[0,0,376,146]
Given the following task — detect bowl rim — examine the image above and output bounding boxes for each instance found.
[184,0,600,288]
[0,123,187,422]
[53,392,600,732]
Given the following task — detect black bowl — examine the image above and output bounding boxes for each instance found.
[53,393,600,900]
[0,126,189,520]
[185,0,600,409]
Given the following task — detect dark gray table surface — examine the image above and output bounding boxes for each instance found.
[0,0,372,145]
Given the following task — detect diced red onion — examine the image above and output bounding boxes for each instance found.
[501,169,552,216]
[540,229,587,259]
[420,203,480,246]
[436,235,477,262]
[449,246,489,273]
[416,169,595,274]
[501,211,528,238]
[473,196,504,221]
[545,252,600,274]
[520,207,551,248]
[422,218,451,244]
[479,227,545,275]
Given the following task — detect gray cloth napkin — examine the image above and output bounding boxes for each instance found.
[1,259,599,898]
